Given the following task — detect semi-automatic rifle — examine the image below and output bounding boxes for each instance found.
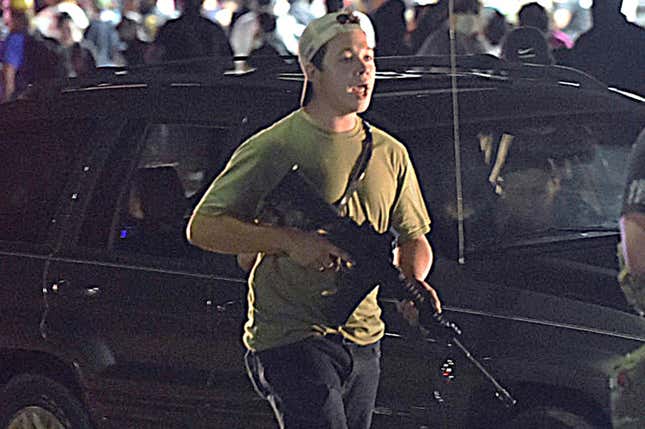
[259,165,516,408]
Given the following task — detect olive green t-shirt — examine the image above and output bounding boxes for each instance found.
[194,109,431,351]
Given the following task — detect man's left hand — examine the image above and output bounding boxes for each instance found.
[396,279,442,325]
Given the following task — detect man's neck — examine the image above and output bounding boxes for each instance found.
[303,103,358,133]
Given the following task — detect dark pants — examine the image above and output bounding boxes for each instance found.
[245,335,381,429]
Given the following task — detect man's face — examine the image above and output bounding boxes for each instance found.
[309,29,376,115]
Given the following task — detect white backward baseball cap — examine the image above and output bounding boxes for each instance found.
[297,9,376,66]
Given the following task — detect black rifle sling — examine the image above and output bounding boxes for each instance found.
[335,119,373,216]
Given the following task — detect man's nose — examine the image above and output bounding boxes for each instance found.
[355,58,373,75]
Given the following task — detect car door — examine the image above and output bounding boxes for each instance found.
[370,98,644,428]
[43,118,274,428]
[0,114,95,359]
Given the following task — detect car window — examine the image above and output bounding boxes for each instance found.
[80,123,234,258]
[0,120,94,244]
[464,121,630,249]
[113,124,233,257]
[400,117,632,257]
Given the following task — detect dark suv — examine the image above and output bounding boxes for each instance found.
[0,56,643,429]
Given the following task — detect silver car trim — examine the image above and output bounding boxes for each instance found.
[379,300,645,342]
[0,250,245,284]
[3,250,643,340]
[448,306,644,342]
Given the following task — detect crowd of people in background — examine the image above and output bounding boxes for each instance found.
[1,0,644,101]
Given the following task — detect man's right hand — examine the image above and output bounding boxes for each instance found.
[285,229,353,272]
[187,214,352,272]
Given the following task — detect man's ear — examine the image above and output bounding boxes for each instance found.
[303,62,317,82]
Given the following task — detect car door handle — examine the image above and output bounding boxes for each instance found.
[46,280,101,298]
[208,300,241,313]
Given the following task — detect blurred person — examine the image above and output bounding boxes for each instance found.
[229,0,303,70]
[480,7,508,57]
[120,0,162,44]
[121,0,144,31]
[245,7,290,67]
[119,166,192,257]
[121,0,142,26]
[33,0,89,42]
[116,14,148,65]
[288,0,318,26]
[0,8,8,39]
[517,2,573,51]
[202,0,241,32]
[82,0,120,66]
[90,0,122,26]
[564,0,645,96]
[416,0,485,56]
[364,0,409,56]
[56,11,96,76]
[1,0,31,101]
[324,0,342,13]
[69,36,96,74]
[408,0,447,54]
[1,0,64,101]
[229,0,273,69]
[230,0,252,28]
[150,0,233,65]
[501,26,553,65]
[0,9,6,99]
[264,0,303,53]
[187,9,441,429]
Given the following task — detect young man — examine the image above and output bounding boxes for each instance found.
[187,10,441,429]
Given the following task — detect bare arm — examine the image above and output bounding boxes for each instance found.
[395,235,442,313]
[620,212,645,276]
[396,234,433,280]
[2,64,17,102]
[187,213,352,271]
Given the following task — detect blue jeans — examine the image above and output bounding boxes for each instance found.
[245,335,381,429]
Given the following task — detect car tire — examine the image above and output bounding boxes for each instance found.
[0,374,93,429]
[502,406,597,429]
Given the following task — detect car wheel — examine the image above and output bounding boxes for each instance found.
[502,406,597,429]
[0,374,93,429]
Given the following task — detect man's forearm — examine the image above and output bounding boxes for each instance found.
[186,213,293,255]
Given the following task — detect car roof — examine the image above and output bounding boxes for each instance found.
[35,54,612,91]
[2,55,643,127]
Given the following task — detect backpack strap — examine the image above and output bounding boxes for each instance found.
[336,119,373,215]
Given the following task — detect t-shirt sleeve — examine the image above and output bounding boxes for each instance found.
[390,147,431,244]
[622,129,645,216]
[193,133,288,221]
[3,33,25,68]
